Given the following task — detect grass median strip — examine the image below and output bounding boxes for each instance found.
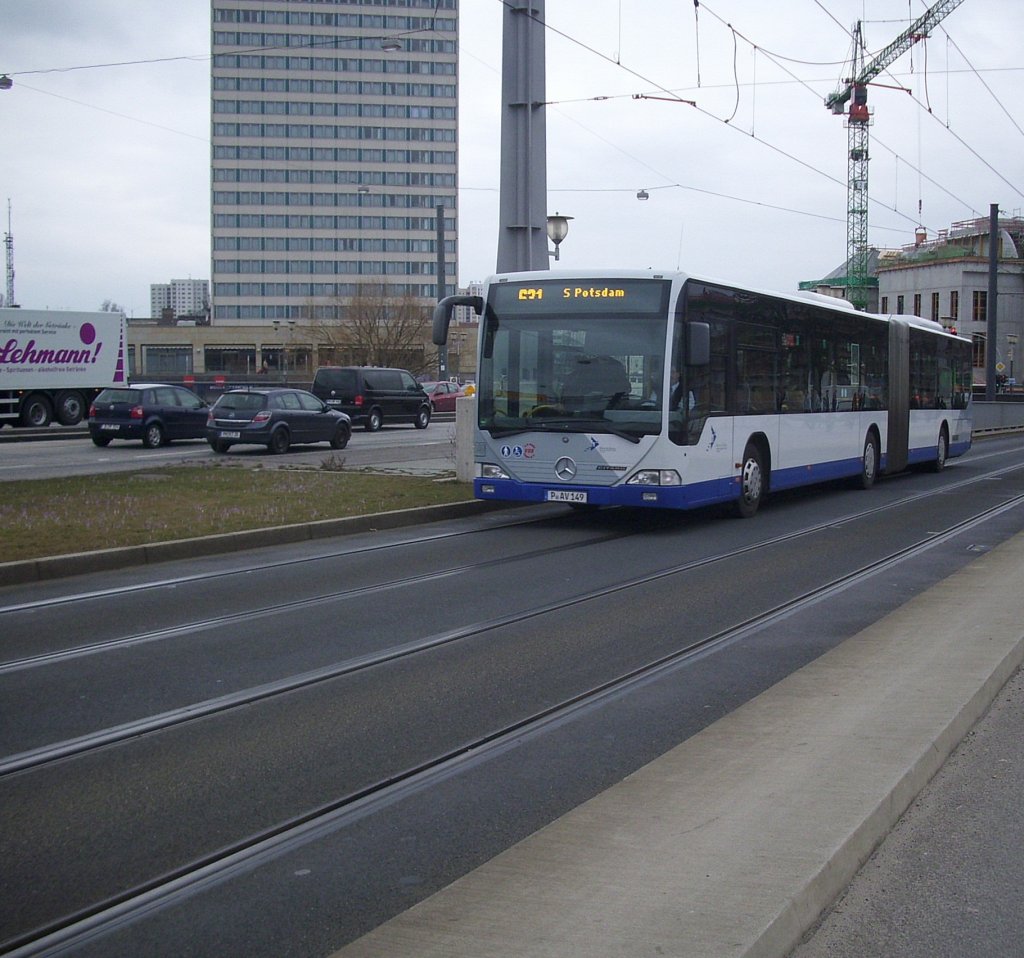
[0,465,474,563]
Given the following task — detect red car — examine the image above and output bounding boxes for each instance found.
[421,381,467,413]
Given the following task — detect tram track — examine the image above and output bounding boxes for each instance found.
[3,458,1024,781]
[2,449,1019,638]
[6,483,1024,957]
[0,509,546,615]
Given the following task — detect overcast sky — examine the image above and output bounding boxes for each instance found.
[1,0,1021,316]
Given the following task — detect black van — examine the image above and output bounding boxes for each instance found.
[311,366,431,431]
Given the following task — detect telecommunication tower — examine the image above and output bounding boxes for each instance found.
[825,0,965,309]
[3,199,14,308]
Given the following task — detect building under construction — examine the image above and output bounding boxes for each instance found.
[802,215,1024,386]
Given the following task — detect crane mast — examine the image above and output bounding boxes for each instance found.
[825,0,965,310]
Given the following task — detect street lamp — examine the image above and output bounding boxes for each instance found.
[546,212,572,262]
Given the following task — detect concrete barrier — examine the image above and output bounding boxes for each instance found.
[972,400,1024,435]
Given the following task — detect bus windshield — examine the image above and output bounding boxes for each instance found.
[477,279,672,440]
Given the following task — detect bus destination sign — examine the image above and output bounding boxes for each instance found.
[490,279,668,314]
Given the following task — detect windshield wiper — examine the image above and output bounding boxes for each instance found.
[571,419,643,444]
[487,426,530,438]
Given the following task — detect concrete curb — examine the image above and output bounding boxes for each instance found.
[0,498,508,587]
[332,532,1024,958]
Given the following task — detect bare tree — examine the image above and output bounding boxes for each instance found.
[314,283,437,375]
[99,299,125,313]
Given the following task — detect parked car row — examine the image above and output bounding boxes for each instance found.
[86,366,475,452]
[84,366,474,453]
[89,385,350,454]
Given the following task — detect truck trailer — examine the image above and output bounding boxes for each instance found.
[0,308,127,427]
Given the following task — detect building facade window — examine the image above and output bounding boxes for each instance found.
[931,292,940,322]
[142,346,193,375]
[972,290,988,323]
[950,290,959,320]
[972,333,986,369]
[896,295,905,315]
[913,293,922,317]
[205,346,258,374]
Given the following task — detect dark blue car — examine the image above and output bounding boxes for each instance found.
[88,383,209,448]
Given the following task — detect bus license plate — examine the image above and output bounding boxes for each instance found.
[546,490,587,503]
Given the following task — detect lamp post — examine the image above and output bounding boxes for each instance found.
[271,320,296,380]
[271,321,282,378]
[546,213,572,262]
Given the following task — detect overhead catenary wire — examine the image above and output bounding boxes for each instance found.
[695,0,1017,215]
[564,0,1022,238]
[532,0,992,230]
[687,1,1024,213]
[506,0,931,233]
[7,1,1020,245]
[920,0,1024,139]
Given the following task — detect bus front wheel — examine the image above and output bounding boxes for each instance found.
[733,443,765,518]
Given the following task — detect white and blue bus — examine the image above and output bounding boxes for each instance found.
[433,270,972,517]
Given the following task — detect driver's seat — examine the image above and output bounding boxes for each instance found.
[561,356,631,413]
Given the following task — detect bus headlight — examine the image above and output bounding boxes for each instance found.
[481,462,511,480]
[626,469,682,486]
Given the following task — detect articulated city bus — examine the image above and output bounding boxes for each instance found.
[433,270,972,517]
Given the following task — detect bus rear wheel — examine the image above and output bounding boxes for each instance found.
[857,432,879,489]
[733,443,765,518]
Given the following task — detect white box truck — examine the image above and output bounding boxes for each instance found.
[0,308,127,427]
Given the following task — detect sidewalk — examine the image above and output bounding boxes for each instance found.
[791,665,1024,957]
[331,531,1024,958]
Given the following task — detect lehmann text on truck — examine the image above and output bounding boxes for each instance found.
[0,308,127,427]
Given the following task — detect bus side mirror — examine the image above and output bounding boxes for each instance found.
[432,295,483,345]
[687,322,710,366]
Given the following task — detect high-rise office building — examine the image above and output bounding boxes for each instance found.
[150,278,211,319]
[210,0,458,325]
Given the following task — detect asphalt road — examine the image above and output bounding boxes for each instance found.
[3,437,1024,956]
[0,417,457,482]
